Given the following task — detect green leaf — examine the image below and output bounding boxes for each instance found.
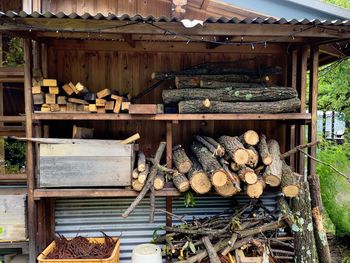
[189,242,196,253]
[182,241,189,251]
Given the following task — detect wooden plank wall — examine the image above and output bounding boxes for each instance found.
[46,40,287,155]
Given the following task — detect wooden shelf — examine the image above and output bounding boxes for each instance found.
[0,174,27,181]
[0,116,26,122]
[32,113,311,122]
[34,188,181,199]
[0,241,29,253]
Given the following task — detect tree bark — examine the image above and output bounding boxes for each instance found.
[258,134,272,165]
[194,135,225,157]
[153,172,165,190]
[238,166,258,184]
[218,136,249,165]
[200,81,269,89]
[281,161,301,197]
[240,130,259,146]
[172,173,190,192]
[162,87,298,103]
[246,146,259,168]
[191,141,228,187]
[219,158,241,192]
[202,236,221,263]
[187,155,212,194]
[202,136,225,157]
[263,139,282,187]
[173,145,192,174]
[178,98,301,114]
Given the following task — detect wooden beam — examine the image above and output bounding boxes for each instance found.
[0,173,27,181]
[0,116,26,122]
[201,0,210,9]
[0,67,24,77]
[122,34,136,48]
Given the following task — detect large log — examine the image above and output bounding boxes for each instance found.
[187,156,212,194]
[246,178,266,198]
[178,98,301,114]
[215,179,238,197]
[258,134,272,165]
[263,139,282,187]
[172,145,192,174]
[200,81,268,89]
[137,151,146,172]
[238,166,258,185]
[240,130,259,146]
[191,141,227,187]
[154,172,165,190]
[162,87,298,103]
[246,146,259,168]
[281,161,301,197]
[172,173,190,192]
[218,136,249,165]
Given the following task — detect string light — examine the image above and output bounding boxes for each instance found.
[264,41,267,48]
[251,43,255,50]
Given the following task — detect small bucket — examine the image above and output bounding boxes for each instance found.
[131,243,162,263]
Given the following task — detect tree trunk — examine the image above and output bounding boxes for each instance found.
[162,87,298,103]
[218,136,249,165]
[154,172,165,190]
[178,98,301,114]
[258,134,272,165]
[200,81,269,89]
[246,178,265,198]
[194,135,225,157]
[263,139,282,187]
[238,166,258,184]
[240,130,259,146]
[191,141,228,187]
[281,161,301,197]
[173,145,192,174]
[187,155,212,194]
[246,146,259,168]
[172,173,190,192]
[137,151,146,172]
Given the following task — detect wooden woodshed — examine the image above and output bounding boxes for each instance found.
[0,1,350,263]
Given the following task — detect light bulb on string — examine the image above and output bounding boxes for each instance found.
[251,43,255,50]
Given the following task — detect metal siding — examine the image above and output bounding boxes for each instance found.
[55,192,279,262]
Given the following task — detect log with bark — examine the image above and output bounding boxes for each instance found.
[263,139,282,187]
[240,130,259,146]
[137,151,146,172]
[281,161,301,197]
[258,134,272,165]
[187,156,212,194]
[246,178,266,199]
[172,173,190,193]
[191,141,228,187]
[193,135,225,157]
[200,81,270,89]
[219,158,241,192]
[162,87,298,103]
[218,136,249,165]
[238,166,258,185]
[137,163,149,184]
[132,168,139,179]
[246,146,259,168]
[178,98,301,114]
[215,179,239,197]
[153,172,165,190]
[132,179,144,191]
[173,145,193,174]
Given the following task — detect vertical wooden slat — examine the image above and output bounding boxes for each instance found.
[0,34,4,174]
[289,49,298,169]
[166,121,173,227]
[24,39,36,263]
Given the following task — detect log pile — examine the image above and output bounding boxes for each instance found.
[153,200,295,262]
[156,67,301,113]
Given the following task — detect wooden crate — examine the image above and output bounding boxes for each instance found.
[38,238,120,263]
[38,139,134,187]
[0,194,27,241]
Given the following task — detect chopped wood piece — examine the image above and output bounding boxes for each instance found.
[88,104,97,112]
[240,130,259,146]
[191,141,227,187]
[188,155,211,194]
[193,135,217,156]
[246,146,259,168]
[202,236,221,263]
[258,135,272,165]
[33,92,45,105]
[68,98,89,105]
[105,101,115,111]
[43,79,57,86]
[59,105,67,112]
[178,98,301,114]
[121,102,130,111]
[263,139,282,187]
[121,133,140,145]
[132,168,139,179]
[83,105,89,112]
[96,106,106,113]
[238,166,258,184]
[45,93,56,104]
[72,125,94,139]
[50,104,60,112]
[97,88,112,98]
[83,92,96,101]
[218,136,249,165]
[76,105,85,112]
[215,178,238,197]
[75,82,88,93]
[49,86,59,94]
[172,173,190,192]
[162,87,298,103]
[66,103,77,112]
[113,96,123,113]
[173,145,192,174]
[246,178,266,198]
[132,179,144,191]
[96,98,106,107]
[57,96,67,105]
[62,84,74,96]
[68,82,79,94]
[41,104,50,112]
[154,172,165,190]
[32,86,41,94]
[137,151,146,172]
[281,161,301,197]
[138,164,150,184]
[129,104,158,114]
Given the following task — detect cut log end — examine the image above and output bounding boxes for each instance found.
[154,173,165,190]
[173,174,190,192]
[132,180,144,192]
[244,171,258,185]
[212,170,228,187]
[264,174,281,187]
[215,180,238,197]
[247,180,265,199]
[202,98,211,108]
[243,130,259,146]
[234,149,249,165]
[190,171,211,194]
[282,185,300,197]
[178,161,192,174]
[262,156,272,166]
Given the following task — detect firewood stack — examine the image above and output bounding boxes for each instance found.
[132,130,301,199]
[32,79,130,113]
[154,65,301,113]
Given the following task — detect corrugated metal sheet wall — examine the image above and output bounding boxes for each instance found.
[55,193,279,262]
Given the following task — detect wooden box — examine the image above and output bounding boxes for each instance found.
[37,238,120,263]
[38,139,134,187]
[0,193,27,241]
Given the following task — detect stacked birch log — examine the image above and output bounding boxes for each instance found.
[132,130,301,199]
[155,68,301,113]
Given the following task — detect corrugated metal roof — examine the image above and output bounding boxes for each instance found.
[0,11,349,26]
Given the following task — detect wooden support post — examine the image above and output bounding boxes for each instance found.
[166,121,173,228]
[289,49,298,170]
[24,39,36,263]
[0,34,4,174]
[308,47,332,263]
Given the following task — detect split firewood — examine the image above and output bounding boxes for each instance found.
[219,158,241,192]
[132,168,139,179]
[187,156,211,194]
[97,88,112,99]
[258,134,272,165]
[218,136,249,165]
[281,161,301,197]
[172,173,190,192]
[132,179,144,191]
[75,82,88,93]
[246,178,266,199]
[240,130,259,146]
[263,139,282,187]
[43,79,57,86]
[153,172,165,190]
[246,146,259,168]
[191,141,228,187]
[238,166,258,185]
[137,151,146,172]
[173,145,193,174]
[194,135,225,157]
[138,164,149,184]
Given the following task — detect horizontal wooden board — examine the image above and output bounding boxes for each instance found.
[129,104,158,114]
[39,156,132,187]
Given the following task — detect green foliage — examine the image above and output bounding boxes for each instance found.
[183,191,196,208]
[4,138,26,173]
[3,37,24,67]
[324,0,350,9]
[317,142,350,236]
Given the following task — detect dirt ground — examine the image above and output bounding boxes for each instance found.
[328,234,350,262]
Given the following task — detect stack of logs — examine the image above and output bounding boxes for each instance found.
[155,68,301,113]
[32,79,130,113]
[132,130,301,199]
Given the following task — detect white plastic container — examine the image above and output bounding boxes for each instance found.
[131,244,162,263]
